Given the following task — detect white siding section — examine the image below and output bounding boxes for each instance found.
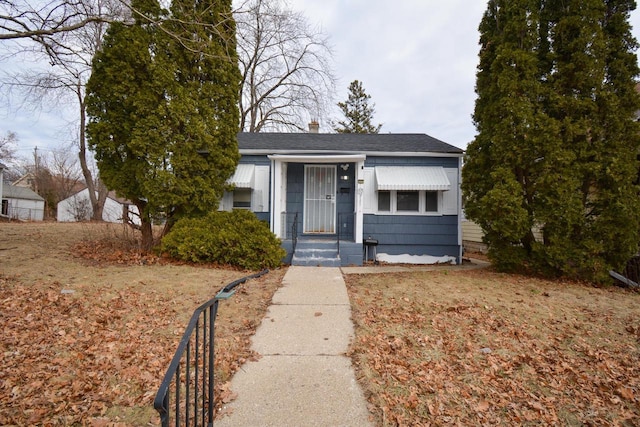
[462,220,484,243]
[253,165,270,212]
[219,191,233,212]
[6,198,44,221]
[58,191,89,221]
[102,197,137,224]
[363,167,375,213]
[57,188,140,224]
[442,168,459,215]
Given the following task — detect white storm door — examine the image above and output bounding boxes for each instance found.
[304,165,336,233]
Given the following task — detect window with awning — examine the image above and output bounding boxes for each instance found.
[227,164,255,188]
[220,164,270,213]
[374,166,451,191]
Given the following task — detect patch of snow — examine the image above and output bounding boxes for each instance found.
[376,253,456,265]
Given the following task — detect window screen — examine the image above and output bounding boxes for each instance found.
[397,191,419,211]
[377,191,391,212]
[426,191,438,212]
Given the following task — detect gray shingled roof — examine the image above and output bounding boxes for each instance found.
[237,133,463,154]
[2,183,45,201]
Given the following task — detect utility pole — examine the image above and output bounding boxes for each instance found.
[33,146,39,194]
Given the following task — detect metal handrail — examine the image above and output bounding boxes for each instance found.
[337,212,341,255]
[153,269,269,426]
[292,212,299,253]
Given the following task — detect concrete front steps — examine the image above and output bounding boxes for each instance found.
[291,238,341,267]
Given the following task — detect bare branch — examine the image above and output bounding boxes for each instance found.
[235,0,336,132]
[0,0,123,42]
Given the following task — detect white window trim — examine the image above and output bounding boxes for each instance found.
[374,190,443,216]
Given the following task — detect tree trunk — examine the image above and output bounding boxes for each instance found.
[77,83,104,221]
[132,200,154,251]
[140,217,154,251]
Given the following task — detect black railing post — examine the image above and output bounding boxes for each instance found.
[337,213,341,256]
[185,342,191,424]
[207,303,216,426]
[201,312,207,427]
[194,321,199,425]
[160,392,169,426]
[292,212,299,253]
[175,362,180,424]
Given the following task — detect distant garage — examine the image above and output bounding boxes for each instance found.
[57,188,140,224]
[1,183,45,221]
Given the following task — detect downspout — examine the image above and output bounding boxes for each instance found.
[457,156,463,264]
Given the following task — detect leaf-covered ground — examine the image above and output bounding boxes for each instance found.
[345,269,640,426]
[0,222,284,426]
[4,222,640,425]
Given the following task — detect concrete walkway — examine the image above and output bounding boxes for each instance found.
[215,266,373,427]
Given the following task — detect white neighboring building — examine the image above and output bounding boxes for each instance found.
[57,188,140,225]
[0,162,5,216]
[2,183,45,221]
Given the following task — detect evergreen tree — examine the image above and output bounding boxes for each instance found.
[333,80,382,133]
[86,0,241,250]
[462,0,640,282]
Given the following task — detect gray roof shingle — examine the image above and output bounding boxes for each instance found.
[237,133,463,155]
[2,184,45,201]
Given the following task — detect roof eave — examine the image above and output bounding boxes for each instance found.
[240,149,463,158]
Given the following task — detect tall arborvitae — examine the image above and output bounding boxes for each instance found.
[86,0,241,249]
[462,0,640,282]
[462,0,550,271]
[149,0,241,227]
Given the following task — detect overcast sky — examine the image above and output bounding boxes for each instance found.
[3,1,640,159]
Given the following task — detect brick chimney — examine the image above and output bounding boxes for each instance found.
[308,120,319,133]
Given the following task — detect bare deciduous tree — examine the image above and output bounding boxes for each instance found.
[48,145,82,201]
[235,0,336,132]
[0,0,115,40]
[1,0,121,220]
[0,130,18,161]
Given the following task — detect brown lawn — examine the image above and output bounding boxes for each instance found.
[3,222,640,426]
[344,269,640,426]
[0,222,285,426]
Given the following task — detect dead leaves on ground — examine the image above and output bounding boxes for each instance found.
[346,269,640,426]
[0,276,176,425]
[72,240,162,266]
[0,269,284,426]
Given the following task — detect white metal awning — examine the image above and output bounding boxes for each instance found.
[375,166,451,191]
[228,164,255,188]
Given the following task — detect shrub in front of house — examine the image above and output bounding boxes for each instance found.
[161,210,285,270]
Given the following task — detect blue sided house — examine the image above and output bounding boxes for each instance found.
[219,131,464,267]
